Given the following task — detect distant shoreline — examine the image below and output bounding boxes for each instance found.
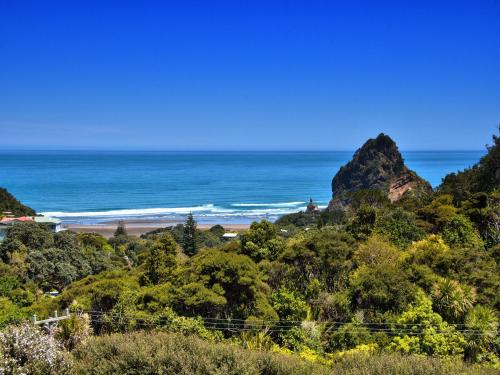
[64,221,251,238]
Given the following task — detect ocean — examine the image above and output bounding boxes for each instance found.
[0,150,485,225]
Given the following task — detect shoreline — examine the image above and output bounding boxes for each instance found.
[64,221,251,238]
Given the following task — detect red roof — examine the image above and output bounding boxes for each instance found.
[0,216,34,224]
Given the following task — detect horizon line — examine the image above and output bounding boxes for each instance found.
[0,147,487,153]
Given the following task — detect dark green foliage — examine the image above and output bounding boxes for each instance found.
[278,229,356,294]
[326,318,375,352]
[182,213,198,256]
[347,204,376,240]
[438,247,500,310]
[141,234,178,285]
[240,220,285,262]
[1,225,117,291]
[271,288,309,321]
[460,192,499,248]
[349,189,390,210]
[349,262,417,314]
[0,222,54,260]
[209,224,225,237]
[113,220,127,237]
[27,246,91,290]
[417,194,458,231]
[441,215,484,249]
[440,127,499,201]
[275,211,318,228]
[144,223,223,250]
[196,230,222,248]
[0,187,35,216]
[178,249,277,320]
[375,207,424,248]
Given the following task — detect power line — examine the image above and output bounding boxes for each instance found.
[81,310,493,328]
[79,311,498,336]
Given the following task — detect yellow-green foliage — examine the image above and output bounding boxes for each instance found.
[389,291,466,356]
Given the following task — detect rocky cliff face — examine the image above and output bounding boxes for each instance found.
[328,134,431,208]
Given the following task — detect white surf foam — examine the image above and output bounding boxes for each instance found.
[231,201,305,207]
[41,204,221,218]
[41,202,315,221]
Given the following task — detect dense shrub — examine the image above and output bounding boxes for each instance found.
[71,330,496,375]
[0,323,72,374]
[71,331,329,375]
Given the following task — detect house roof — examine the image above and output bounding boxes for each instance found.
[0,216,61,225]
[34,216,61,224]
[0,216,33,224]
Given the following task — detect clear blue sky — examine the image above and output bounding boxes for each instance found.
[1,1,499,150]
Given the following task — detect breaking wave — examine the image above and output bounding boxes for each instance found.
[39,202,327,224]
[231,201,305,207]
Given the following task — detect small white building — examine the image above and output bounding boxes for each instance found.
[222,232,238,239]
[33,216,62,233]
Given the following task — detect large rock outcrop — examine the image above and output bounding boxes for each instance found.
[328,133,431,208]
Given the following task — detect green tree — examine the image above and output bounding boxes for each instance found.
[326,316,375,352]
[27,245,92,290]
[241,220,285,262]
[461,192,500,248]
[209,224,225,237]
[349,189,390,210]
[388,291,465,356]
[114,220,128,237]
[142,234,178,285]
[441,215,484,249]
[0,221,53,261]
[464,305,498,362]
[0,297,25,328]
[182,213,198,256]
[440,127,500,200]
[178,249,277,320]
[271,288,309,321]
[350,263,416,314]
[418,194,457,231]
[375,208,424,248]
[353,235,401,267]
[431,278,476,322]
[347,204,377,240]
[279,229,356,293]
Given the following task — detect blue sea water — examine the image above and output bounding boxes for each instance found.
[0,151,485,224]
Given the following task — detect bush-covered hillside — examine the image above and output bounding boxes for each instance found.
[0,187,35,216]
[0,130,498,374]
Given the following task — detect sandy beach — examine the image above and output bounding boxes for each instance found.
[64,220,251,238]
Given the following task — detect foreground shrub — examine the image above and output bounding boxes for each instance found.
[71,330,329,375]
[331,353,497,375]
[55,313,93,351]
[0,323,71,374]
[71,330,496,375]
